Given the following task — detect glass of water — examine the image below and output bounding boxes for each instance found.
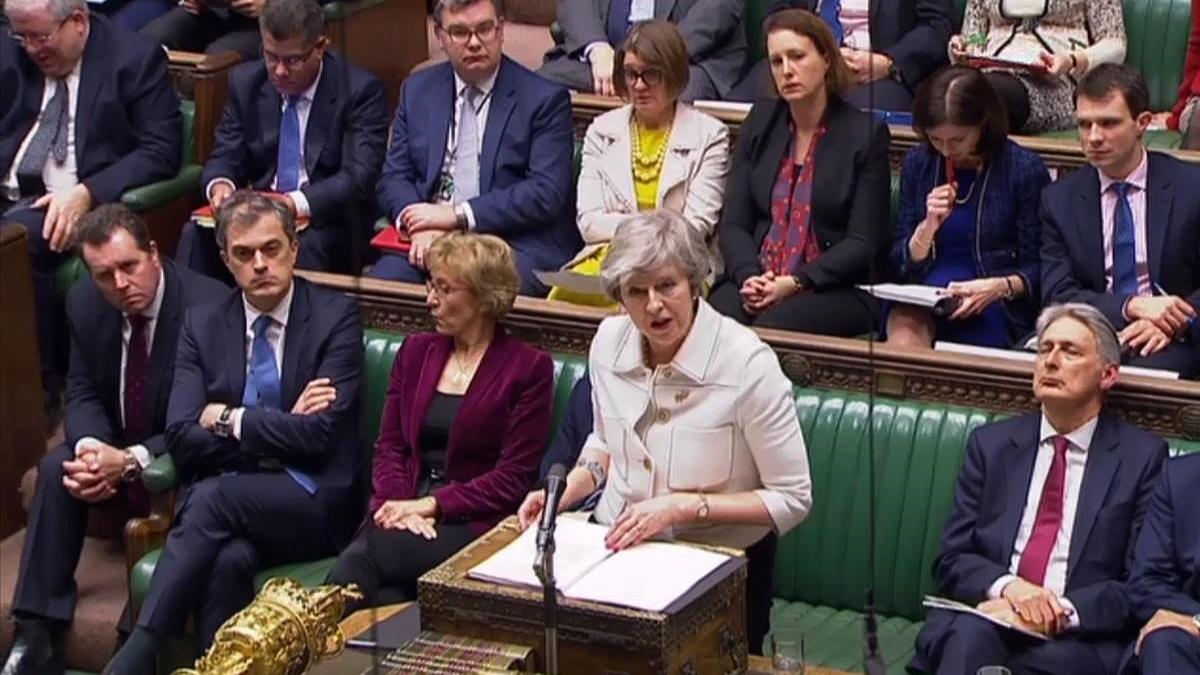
[770,634,805,673]
[977,667,1012,675]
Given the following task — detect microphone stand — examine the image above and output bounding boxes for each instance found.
[534,544,559,675]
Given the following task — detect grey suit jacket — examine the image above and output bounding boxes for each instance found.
[547,0,746,97]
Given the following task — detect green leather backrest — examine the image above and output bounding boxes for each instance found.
[1123,0,1193,112]
[180,99,195,166]
[746,0,770,67]
[776,390,995,621]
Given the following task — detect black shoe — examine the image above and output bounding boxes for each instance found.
[2,616,65,675]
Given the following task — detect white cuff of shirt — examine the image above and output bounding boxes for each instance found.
[74,437,105,457]
[128,444,152,469]
[988,574,1018,600]
[232,407,246,440]
[286,189,310,220]
[459,202,477,230]
[1059,596,1081,630]
[205,177,237,204]
[583,41,609,62]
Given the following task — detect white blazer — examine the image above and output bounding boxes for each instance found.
[581,300,813,549]
[572,102,730,274]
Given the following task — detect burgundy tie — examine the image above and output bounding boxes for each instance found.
[1017,435,1070,586]
[123,314,150,442]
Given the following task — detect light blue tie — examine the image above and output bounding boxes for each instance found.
[1109,182,1139,296]
[276,94,303,193]
[819,0,844,45]
[242,315,317,495]
[452,86,481,204]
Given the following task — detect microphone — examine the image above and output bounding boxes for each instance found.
[534,463,568,576]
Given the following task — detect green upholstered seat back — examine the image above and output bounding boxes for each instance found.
[1124,0,1193,112]
[180,99,196,165]
[775,389,996,622]
[745,0,770,67]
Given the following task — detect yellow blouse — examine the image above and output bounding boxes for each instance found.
[631,122,671,211]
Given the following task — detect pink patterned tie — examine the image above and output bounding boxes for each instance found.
[1017,436,1070,586]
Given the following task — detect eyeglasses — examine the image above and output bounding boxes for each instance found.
[425,279,469,297]
[10,16,71,49]
[262,44,319,70]
[440,20,499,45]
[622,67,664,87]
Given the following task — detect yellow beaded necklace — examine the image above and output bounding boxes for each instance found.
[630,118,671,183]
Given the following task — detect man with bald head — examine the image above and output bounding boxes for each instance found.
[1,0,182,421]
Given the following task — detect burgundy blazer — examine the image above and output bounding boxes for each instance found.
[370,330,555,533]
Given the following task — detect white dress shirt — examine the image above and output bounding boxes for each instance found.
[74,268,166,469]
[582,300,814,549]
[2,61,83,200]
[231,282,294,438]
[987,414,1099,628]
[837,0,872,51]
[423,69,498,231]
[206,65,323,219]
[1098,149,1152,298]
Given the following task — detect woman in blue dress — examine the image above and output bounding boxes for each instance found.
[888,66,1051,349]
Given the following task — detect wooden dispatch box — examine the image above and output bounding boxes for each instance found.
[418,517,750,675]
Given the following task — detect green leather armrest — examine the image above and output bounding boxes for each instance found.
[121,164,202,213]
[131,549,162,602]
[54,257,87,299]
[142,453,179,493]
[550,20,563,46]
[322,0,387,21]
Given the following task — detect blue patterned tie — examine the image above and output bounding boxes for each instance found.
[276,95,302,193]
[606,0,633,46]
[819,0,844,45]
[1109,182,1139,296]
[242,315,316,495]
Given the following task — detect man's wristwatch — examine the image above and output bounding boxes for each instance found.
[214,405,235,438]
[121,450,141,482]
[1193,613,1200,631]
[454,204,469,229]
[695,493,710,522]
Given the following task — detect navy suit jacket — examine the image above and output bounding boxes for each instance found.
[1128,453,1200,623]
[370,331,553,535]
[63,259,227,455]
[164,278,364,533]
[767,0,953,88]
[933,411,1167,635]
[376,57,580,269]
[539,374,592,479]
[1040,152,1200,344]
[201,51,389,229]
[0,14,181,203]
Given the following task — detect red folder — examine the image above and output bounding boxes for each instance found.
[370,225,412,253]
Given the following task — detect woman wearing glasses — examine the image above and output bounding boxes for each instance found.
[327,232,554,611]
[549,20,729,307]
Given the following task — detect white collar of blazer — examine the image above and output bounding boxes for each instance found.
[590,102,707,206]
[609,298,723,384]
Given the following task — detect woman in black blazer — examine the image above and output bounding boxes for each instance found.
[710,9,891,337]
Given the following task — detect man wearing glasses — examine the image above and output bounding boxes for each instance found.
[1,0,182,429]
[177,0,388,281]
[371,0,579,297]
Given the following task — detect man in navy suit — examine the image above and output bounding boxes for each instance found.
[727,0,953,109]
[178,0,389,281]
[908,303,1168,675]
[1041,64,1200,379]
[104,191,363,675]
[1,205,225,675]
[1,0,182,415]
[370,0,579,296]
[1122,454,1200,674]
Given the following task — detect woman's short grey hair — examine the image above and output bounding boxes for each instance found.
[600,210,710,302]
[1035,303,1121,366]
[5,0,85,21]
[432,0,503,26]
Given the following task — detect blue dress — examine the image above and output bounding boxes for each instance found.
[924,169,1009,348]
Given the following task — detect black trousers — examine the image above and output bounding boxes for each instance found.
[744,532,778,657]
[326,522,479,615]
[135,473,339,650]
[140,7,260,58]
[710,281,881,337]
[1,201,67,390]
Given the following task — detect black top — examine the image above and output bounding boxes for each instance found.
[417,392,464,495]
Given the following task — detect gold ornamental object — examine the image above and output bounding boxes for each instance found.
[174,577,362,675]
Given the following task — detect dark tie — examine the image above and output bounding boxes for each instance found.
[819,0,845,46]
[606,0,633,46]
[276,94,303,193]
[1109,182,1139,296]
[452,86,481,204]
[1017,435,1070,587]
[16,78,70,197]
[123,315,150,442]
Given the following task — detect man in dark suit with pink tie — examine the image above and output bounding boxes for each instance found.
[908,303,1168,675]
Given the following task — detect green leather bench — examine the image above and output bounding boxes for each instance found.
[129,326,1200,672]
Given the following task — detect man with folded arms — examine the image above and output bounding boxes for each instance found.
[1041,64,1200,379]
[2,205,224,675]
[103,191,362,675]
[909,303,1168,675]
[1122,454,1200,674]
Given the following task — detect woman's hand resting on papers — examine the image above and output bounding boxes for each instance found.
[604,494,692,552]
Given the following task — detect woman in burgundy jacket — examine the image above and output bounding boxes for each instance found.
[328,233,555,610]
[1169,0,1200,148]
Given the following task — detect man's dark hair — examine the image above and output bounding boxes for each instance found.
[215,190,297,250]
[259,0,325,44]
[432,0,504,26]
[75,204,154,255]
[1077,63,1150,118]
